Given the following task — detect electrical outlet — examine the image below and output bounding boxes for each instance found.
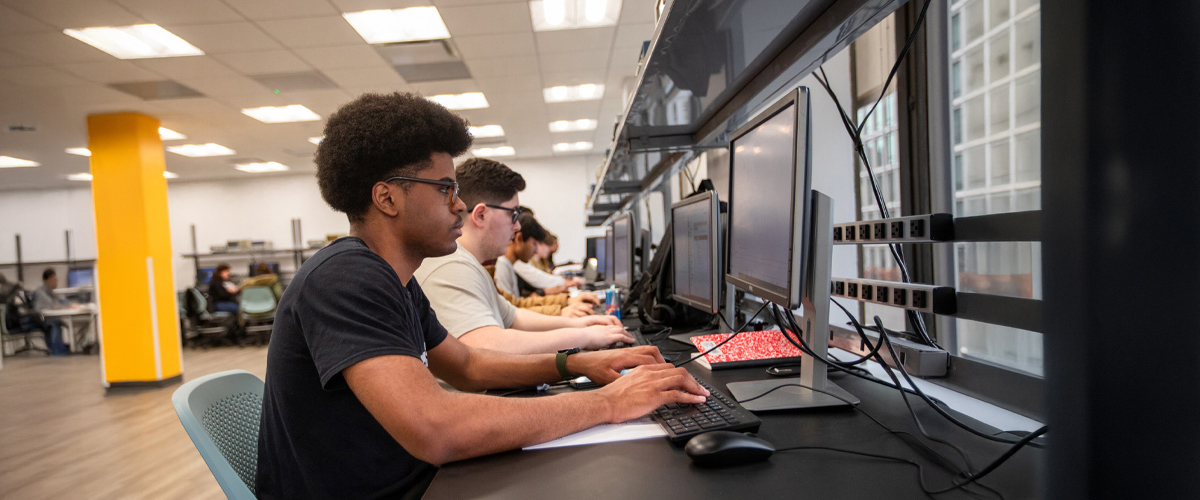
[833,227,843,241]
[912,289,928,309]
[847,283,859,298]
[846,226,856,241]
[858,224,870,240]
[874,222,885,240]
[891,221,904,239]
[862,284,874,301]
[833,214,953,245]
[909,218,925,238]
[834,281,845,295]
[893,288,906,306]
[830,277,957,315]
[876,285,889,303]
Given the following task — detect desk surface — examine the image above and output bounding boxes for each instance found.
[41,305,96,317]
[424,323,1044,499]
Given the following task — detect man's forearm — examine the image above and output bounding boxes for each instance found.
[457,345,588,390]
[511,308,575,331]
[432,389,611,463]
[458,325,584,356]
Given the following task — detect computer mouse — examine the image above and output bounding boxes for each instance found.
[684,431,775,467]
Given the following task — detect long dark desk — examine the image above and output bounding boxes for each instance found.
[424,323,1045,499]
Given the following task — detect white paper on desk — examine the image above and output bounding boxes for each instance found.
[522,416,666,450]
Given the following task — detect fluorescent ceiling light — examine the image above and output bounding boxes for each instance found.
[343,7,451,44]
[63,24,203,59]
[66,148,92,157]
[241,104,321,123]
[427,92,489,110]
[308,136,324,145]
[553,141,593,153]
[235,161,290,173]
[163,171,179,179]
[159,127,187,140]
[167,143,236,157]
[543,84,604,103]
[549,119,598,132]
[0,156,40,168]
[469,125,505,139]
[530,0,622,31]
[472,146,515,157]
[67,173,93,181]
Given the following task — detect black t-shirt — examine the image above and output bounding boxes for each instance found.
[256,237,449,499]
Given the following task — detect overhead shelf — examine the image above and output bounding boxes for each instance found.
[587,0,907,224]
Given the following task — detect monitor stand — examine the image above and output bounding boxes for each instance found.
[726,190,859,411]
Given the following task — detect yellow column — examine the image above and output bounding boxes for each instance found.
[87,113,182,386]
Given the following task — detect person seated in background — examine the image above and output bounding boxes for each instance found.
[0,273,18,306]
[207,264,240,314]
[530,233,558,272]
[493,215,592,318]
[256,92,707,499]
[32,268,74,355]
[239,263,283,300]
[507,216,583,295]
[415,157,630,354]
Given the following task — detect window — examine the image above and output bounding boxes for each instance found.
[947,0,1042,375]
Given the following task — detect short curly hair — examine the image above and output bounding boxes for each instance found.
[456,157,526,209]
[316,92,473,221]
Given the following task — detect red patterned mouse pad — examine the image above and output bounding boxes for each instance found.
[689,330,805,370]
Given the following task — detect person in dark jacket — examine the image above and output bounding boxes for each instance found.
[208,264,239,314]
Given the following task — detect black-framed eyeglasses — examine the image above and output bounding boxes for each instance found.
[384,176,460,204]
[484,204,522,224]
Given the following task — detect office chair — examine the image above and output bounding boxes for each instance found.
[0,302,48,355]
[238,286,276,345]
[183,288,236,347]
[172,369,262,500]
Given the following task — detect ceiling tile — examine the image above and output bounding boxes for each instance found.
[0,32,113,64]
[619,0,657,25]
[115,0,245,25]
[0,4,56,35]
[543,99,602,117]
[464,55,539,78]
[134,56,239,80]
[432,0,517,7]
[614,22,654,48]
[440,3,533,37]
[343,85,414,97]
[323,66,407,89]
[57,60,164,83]
[535,27,616,54]
[0,48,43,68]
[2,66,93,87]
[410,79,480,96]
[539,50,609,74]
[476,75,541,95]
[283,88,355,115]
[166,22,283,54]
[541,70,608,87]
[295,45,388,72]
[331,0,434,10]
[255,17,365,49]
[212,50,313,76]
[221,0,339,21]
[608,45,641,70]
[5,0,146,30]
[177,75,271,97]
[453,33,536,60]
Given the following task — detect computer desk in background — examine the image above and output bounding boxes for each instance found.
[424,318,1045,499]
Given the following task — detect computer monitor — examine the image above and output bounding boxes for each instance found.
[725,87,812,309]
[611,214,634,288]
[595,234,608,277]
[67,267,94,287]
[586,236,600,262]
[639,229,652,273]
[604,228,614,281]
[197,267,216,285]
[671,191,721,314]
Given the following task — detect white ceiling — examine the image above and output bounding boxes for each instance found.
[0,0,654,190]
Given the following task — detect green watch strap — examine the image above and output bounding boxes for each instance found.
[556,350,576,379]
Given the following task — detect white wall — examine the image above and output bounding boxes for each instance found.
[0,156,593,288]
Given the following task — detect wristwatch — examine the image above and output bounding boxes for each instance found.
[556,348,581,380]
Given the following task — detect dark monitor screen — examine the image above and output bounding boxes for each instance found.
[672,192,720,313]
[586,236,600,262]
[726,88,811,308]
[612,215,632,287]
[197,267,216,284]
[604,228,614,279]
[595,235,608,275]
[67,267,94,287]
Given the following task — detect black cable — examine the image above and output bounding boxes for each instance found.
[672,301,769,368]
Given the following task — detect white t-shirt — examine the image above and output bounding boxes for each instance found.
[513,259,565,290]
[414,245,517,338]
[494,255,520,297]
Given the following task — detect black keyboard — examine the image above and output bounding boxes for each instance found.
[650,378,762,444]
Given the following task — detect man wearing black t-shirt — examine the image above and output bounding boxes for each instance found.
[255,93,709,499]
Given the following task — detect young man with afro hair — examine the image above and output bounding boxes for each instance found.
[255,92,709,500]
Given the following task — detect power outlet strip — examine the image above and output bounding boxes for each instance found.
[828,324,949,377]
[832,213,954,244]
[831,277,957,315]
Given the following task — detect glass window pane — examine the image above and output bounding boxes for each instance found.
[1014,130,1039,182]
[989,31,1011,82]
[964,45,986,93]
[954,154,964,190]
[990,192,1011,213]
[956,242,1039,298]
[990,140,1011,186]
[964,0,985,45]
[952,61,963,98]
[989,0,1011,29]
[953,107,964,144]
[989,83,1010,133]
[1015,71,1040,127]
[1014,187,1040,210]
[965,95,986,141]
[964,145,986,189]
[1015,0,1037,14]
[956,319,1044,376]
[1014,12,1040,71]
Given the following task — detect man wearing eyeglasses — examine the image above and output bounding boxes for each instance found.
[256,93,708,500]
[414,157,631,354]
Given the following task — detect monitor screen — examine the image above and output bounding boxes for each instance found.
[67,267,94,287]
[726,88,811,307]
[595,235,608,275]
[604,228,614,280]
[672,192,720,313]
[197,267,216,284]
[612,215,632,287]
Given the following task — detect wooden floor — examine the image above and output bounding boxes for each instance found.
[0,346,269,499]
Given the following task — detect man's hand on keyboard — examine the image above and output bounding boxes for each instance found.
[574,314,620,327]
[568,292,601,305]
[578,324,634,350]
[597,363,710,423]
[569,345,663,384]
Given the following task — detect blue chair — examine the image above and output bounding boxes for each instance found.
[172,369,264,500]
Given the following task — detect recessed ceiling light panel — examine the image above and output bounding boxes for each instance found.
[469,125,505,138]
[472,146,515,157]
[167,143,236,158]
[0,156,40,168]
[543,84,604,103]
[530,0,622,31]
[549,119,598,132]
[235,161,290,173]
[159,127,187,140]
[553,141,593,153]
[427,92,489,110]
[65,148,92,157]
[241,105,321,123]
[67,173,94,181]
[308,136,324,145]
[63,24,204,59]
[344,7,452,44]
